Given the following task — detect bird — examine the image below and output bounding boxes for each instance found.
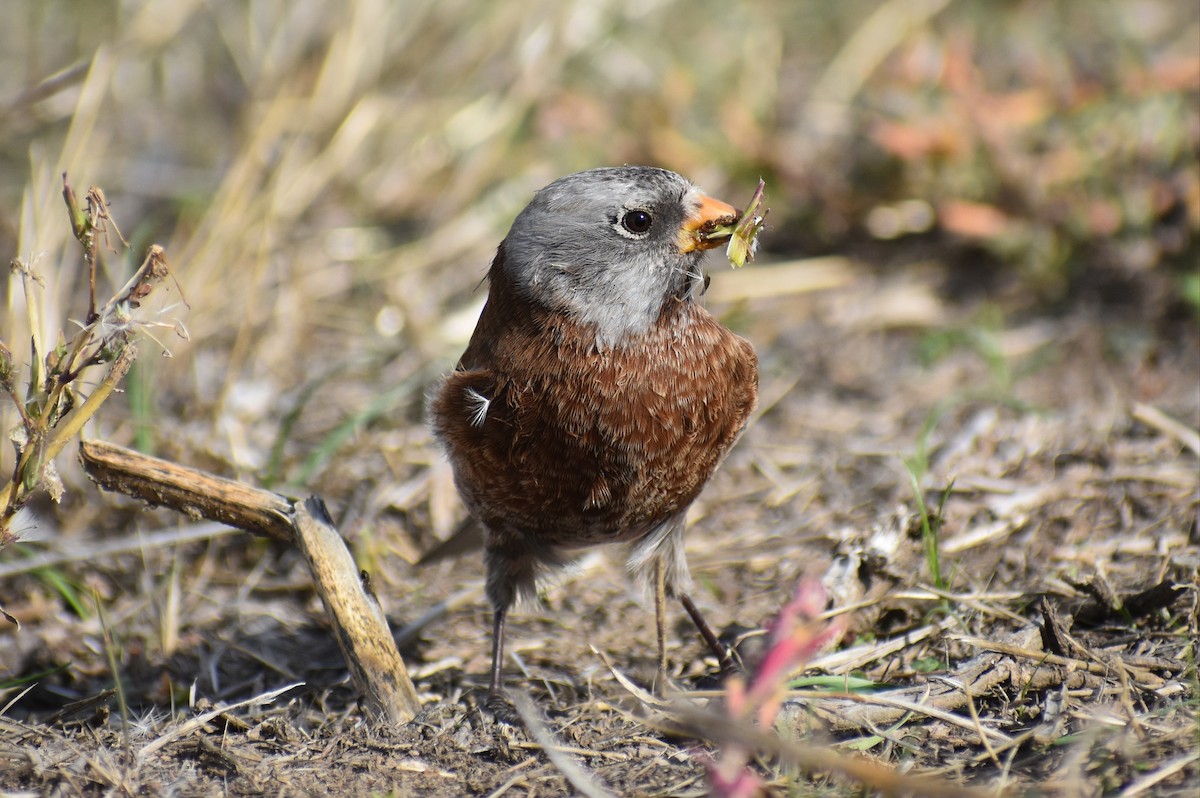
[428,166,759,716]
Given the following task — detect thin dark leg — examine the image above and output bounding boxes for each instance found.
[485,606,519,722]
[654,558,668,692]
[488,606,507,698]
[680,593,739,675]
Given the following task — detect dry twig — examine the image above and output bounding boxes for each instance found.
[79,439,421,724]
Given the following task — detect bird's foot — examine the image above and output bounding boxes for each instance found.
[687,648,745,691]
[716,650,744,680]
[484,690,522,726]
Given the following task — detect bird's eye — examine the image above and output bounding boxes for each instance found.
[620,210,653,235]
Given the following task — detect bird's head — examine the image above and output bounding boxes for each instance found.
[495,166,739,349]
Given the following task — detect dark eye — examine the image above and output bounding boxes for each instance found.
[621,209,653,234]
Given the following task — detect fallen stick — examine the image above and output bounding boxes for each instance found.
[79,439,420,725]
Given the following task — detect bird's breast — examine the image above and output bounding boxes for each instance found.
[431,303,758,548]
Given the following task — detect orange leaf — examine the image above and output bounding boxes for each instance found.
[939,200,1014,238]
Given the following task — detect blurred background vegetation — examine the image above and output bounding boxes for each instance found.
[1,0,1197,517]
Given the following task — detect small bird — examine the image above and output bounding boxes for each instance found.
[429,166,758,714]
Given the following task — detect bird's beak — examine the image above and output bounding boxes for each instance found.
[678,193,740,253]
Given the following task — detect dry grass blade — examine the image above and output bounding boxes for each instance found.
[511,693,618,798]
[0,684,38,718]
[590,647,676,713]
[0,522,235,579]
[393,585,484,649]
[790,687,1013,746]
[807,617,958,672]
[136,681,303,762]
[1132,402,1200,456]
[1116,751,1200,797]
[950,635,1189,677]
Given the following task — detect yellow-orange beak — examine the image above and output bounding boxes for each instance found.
[677,193,740,253]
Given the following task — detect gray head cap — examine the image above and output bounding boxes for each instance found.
[498,166,714,348]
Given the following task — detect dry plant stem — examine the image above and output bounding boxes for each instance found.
[0,319,121,520]
[44,348,134,463]
[79,439,294,541]
[79,439,420,724]
[1,185,171,529]
[293,497,420,724]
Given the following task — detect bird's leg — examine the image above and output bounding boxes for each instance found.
[654,556,668,693]
[488,605,507,698]
[680,592,740,677]
[485,605,520,722]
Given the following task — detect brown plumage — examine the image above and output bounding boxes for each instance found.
[429,166,758,713]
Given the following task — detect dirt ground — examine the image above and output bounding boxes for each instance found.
[2,256,1197,796]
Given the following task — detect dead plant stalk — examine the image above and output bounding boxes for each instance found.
[0,175,181,539]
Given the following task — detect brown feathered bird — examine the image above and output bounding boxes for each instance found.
[429,166,758,714]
